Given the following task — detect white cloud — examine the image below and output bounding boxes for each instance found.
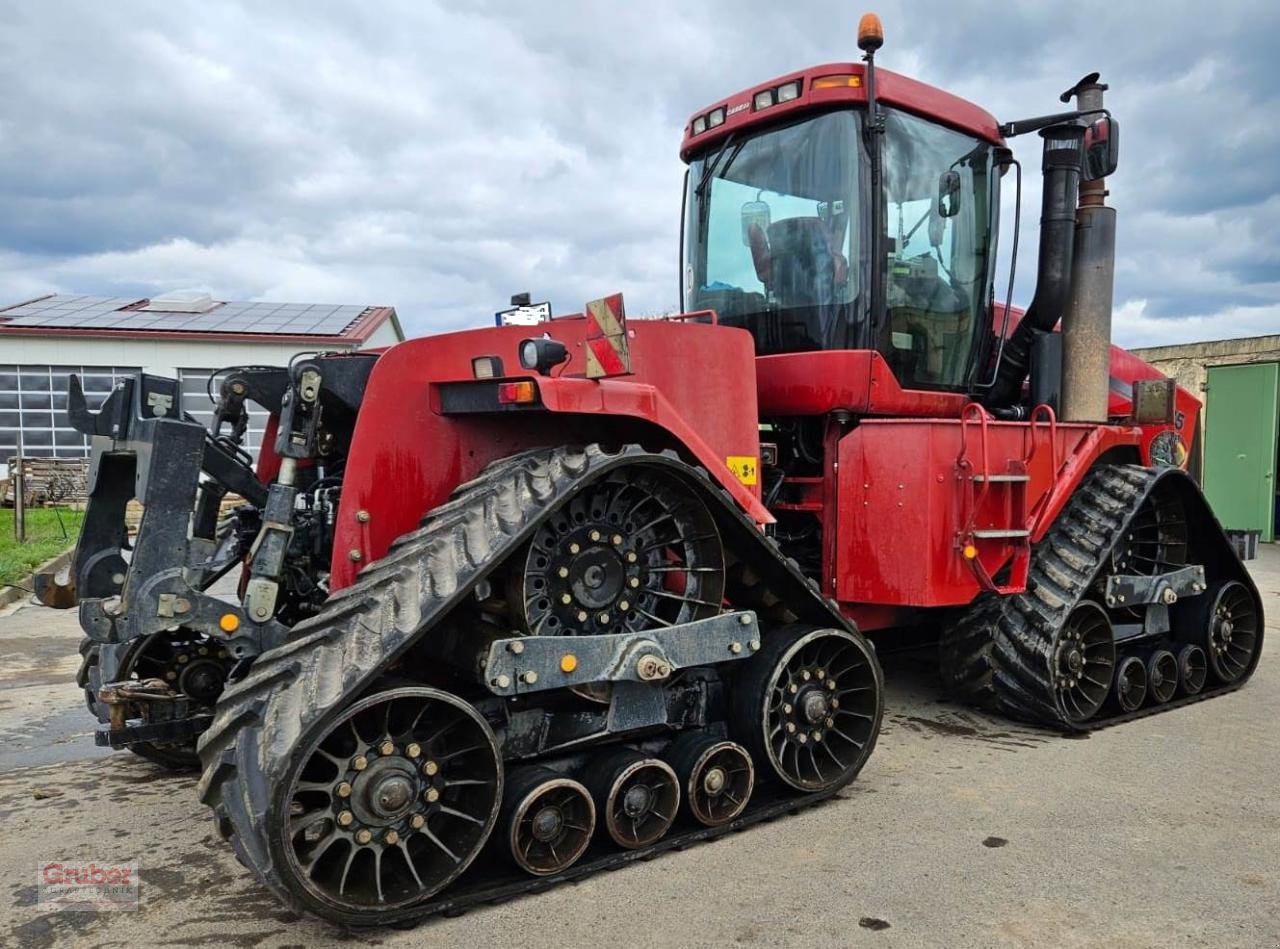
[1,0,1277,347]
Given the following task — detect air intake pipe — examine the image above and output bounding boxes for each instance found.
[986,122,1085,408]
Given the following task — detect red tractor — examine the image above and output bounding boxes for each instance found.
[67,15,1260,927]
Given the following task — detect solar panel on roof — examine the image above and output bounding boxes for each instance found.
[1,294,372,337]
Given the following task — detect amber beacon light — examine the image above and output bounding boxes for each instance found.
[857,12,884,52]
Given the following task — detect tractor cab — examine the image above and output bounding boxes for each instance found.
[681,48,1004,394]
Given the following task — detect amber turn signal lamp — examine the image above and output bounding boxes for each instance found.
[812,75,863,89]
[497,380,536,404]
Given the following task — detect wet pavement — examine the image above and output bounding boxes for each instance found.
[0,552,1277,948]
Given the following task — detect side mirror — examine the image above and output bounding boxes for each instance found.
[937,170,961,218]
[1082,116,1119,181]
[740,200,771,246]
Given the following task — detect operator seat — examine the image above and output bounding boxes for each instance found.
[750,217,847,308]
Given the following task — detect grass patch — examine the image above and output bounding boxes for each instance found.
[0,507,85,588]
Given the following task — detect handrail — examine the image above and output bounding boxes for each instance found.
[1026,403,1059,472]
[664,309,720,325]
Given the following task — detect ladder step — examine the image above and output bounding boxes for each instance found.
[972,529,1031,539]
[972,474,1030,483]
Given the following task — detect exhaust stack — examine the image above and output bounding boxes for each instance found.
[1060,75,1115,422]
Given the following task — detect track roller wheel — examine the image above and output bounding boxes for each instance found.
[732,627,880,792]
[666,732,754,827]
[1177,644,1207,695]
[583,749,679,849]
[1049,602,1116,724]
[1114,656,1148,712]
[501,767,595,876]
[1146,650,1178,704]
[1198,580,1260,684]
[275,688,501,917]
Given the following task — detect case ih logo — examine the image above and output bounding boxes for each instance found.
[38,861,139,912]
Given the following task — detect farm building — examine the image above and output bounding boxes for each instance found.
[0,291,403,476]
[1131,334,1280,543]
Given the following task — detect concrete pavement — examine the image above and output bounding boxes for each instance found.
[1,552,1276,948]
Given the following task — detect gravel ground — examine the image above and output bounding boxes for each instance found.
[0,550,1276,949]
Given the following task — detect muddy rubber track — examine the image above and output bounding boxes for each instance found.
[940,464,1263,730]
[197,444,872,926]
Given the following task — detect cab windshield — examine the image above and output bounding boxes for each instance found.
[684,111,868,353]
[684,107,998,391]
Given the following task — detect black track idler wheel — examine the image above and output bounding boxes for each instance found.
[1198,580,1261,684]
[666,732,754,827]
[1177,644,1207,695]
[1114,656,1148,712]
[501,767,594,876]
[274,688,502,917]
[1049,601,1116,724]
[732,627,881,793]
[583,749,679,849]
[1146,650,1178,704]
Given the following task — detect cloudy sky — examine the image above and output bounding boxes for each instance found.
[1,1,1277,347]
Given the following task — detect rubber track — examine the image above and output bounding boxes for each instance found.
[940,464,1262,730]
[197,444,867,927]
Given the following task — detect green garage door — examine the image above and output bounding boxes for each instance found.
[1203,362,1278,542]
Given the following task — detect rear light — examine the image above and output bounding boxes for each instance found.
[472,356,504,379]
[812,74,862,89]
[497,381,536,404]
[707,107,726,128]
[692,116,707,135]
[776,80,801,102]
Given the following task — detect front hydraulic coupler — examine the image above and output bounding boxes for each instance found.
[240,361,325,623]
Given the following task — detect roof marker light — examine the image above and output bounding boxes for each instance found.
[812,74,862,89]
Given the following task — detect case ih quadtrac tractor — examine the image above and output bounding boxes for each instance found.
[66,15,1261,927]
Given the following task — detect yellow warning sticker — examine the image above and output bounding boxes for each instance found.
[726,455,758,486]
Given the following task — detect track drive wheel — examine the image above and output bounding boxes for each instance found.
[732,627,881,792]
[273,688,502,919]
